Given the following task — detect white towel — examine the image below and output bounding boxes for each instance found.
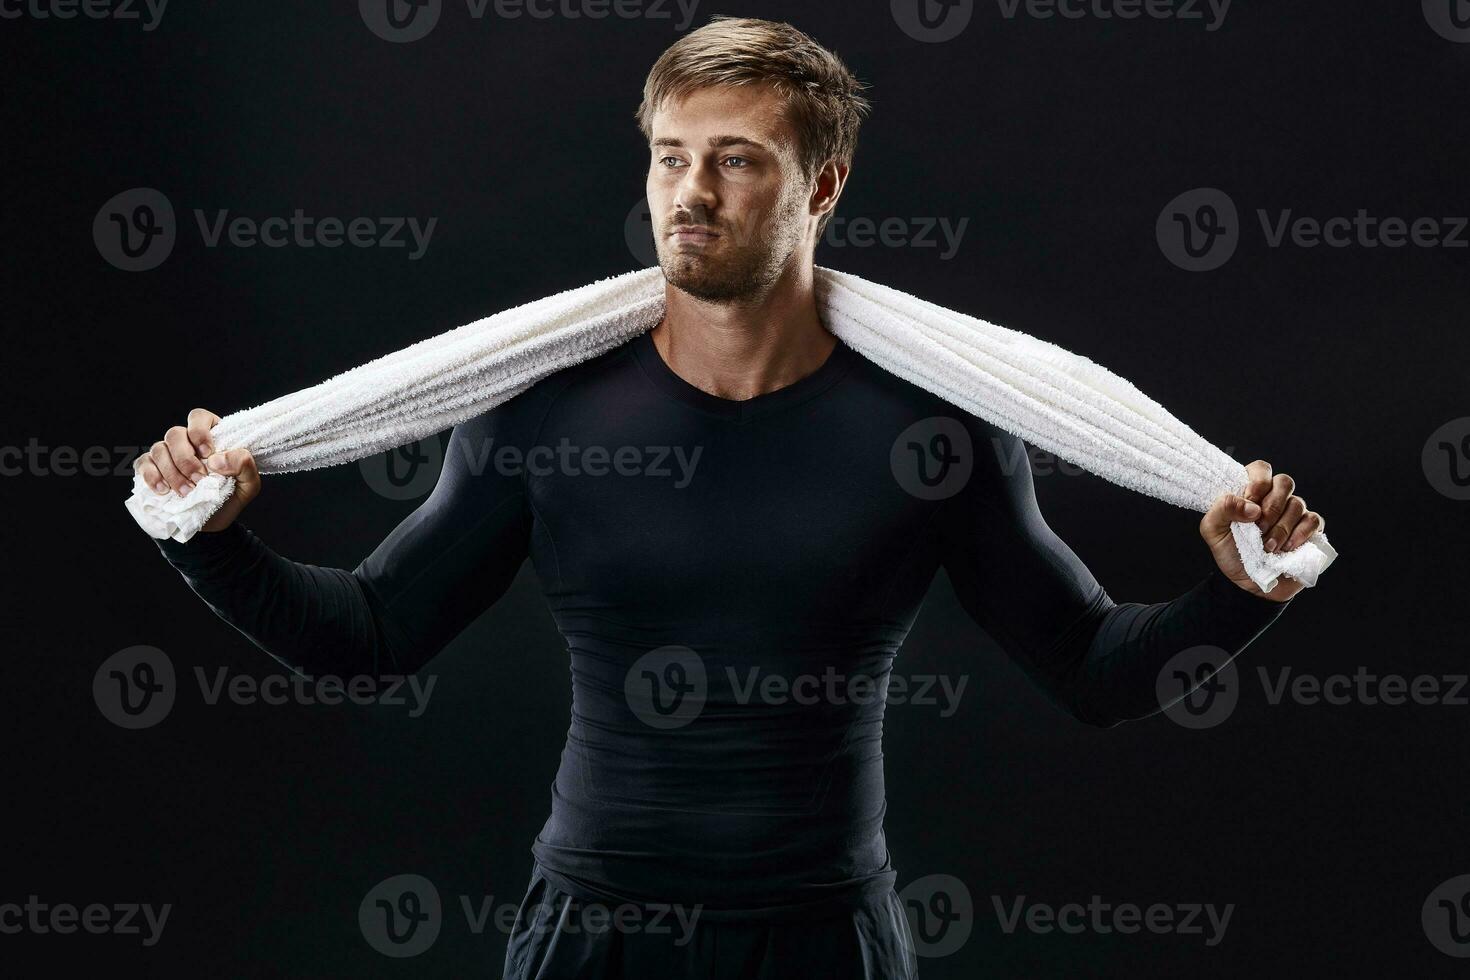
[125,265,1336,593]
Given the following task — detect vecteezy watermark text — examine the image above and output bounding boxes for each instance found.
[0,440,146,477]
[993,895,1234,946]
[362,433,704,500]
[358,873,701,958]
[1158,187,1468,271]
[0,0,167,30]
[359,0,701,43]
[193,209,436,259]
[1258,666,1470,707]
[93,646,437,729]
[727,667,968,717]
[994,0,1230,30]
[623,647,971,729]
[194,667,436,717]
[624,198,970,267]
[892,0,1229,43]
[0,897,171,946]
[94,188,437,271]
[1155,652,1470,731]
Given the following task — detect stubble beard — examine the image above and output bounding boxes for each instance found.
[658,193,805,304]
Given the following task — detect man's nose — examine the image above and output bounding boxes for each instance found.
[673,160,719,215]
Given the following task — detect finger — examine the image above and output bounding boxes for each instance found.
[1243,459,1273,504]
[149,441,192,496]
[187,408,221,457]
[1202,492,1262,534]
[1264,496,1307,553]
[1283,509,1323,553]
[1256,472,1296,532]
[164,426,208,484]
[136,456,169,495]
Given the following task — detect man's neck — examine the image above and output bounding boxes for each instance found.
[650,259,837,402]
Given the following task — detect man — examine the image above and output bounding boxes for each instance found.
[136,16,1324,979]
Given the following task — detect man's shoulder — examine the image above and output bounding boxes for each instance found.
[452,336,643,438]
[839,347,1010,436]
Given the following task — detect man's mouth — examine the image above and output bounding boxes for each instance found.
[670,225,720,242]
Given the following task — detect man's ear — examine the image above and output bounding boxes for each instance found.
[809,159,850,222]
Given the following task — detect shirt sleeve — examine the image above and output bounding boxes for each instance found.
[940,418,1290,727]
[152,409,534,679]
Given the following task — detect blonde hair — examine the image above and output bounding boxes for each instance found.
[636,15,872,234]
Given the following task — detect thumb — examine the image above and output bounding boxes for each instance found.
[207,449,260,496]
[1201,492,1261,535]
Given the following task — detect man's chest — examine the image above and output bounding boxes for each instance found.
[521,411,951,621]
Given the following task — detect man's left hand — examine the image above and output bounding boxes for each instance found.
[1199,459,1326,603]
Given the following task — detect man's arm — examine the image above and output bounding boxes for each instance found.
[940,419,1293,728]
[149,411,532,679]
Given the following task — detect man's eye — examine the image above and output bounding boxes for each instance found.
[659,156,685,168]
[724,156,749,168]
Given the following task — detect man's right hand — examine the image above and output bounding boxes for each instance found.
[136,408,261,533]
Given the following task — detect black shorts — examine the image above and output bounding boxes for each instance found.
[502,863,920,979]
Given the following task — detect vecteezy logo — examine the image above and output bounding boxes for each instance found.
[1156,645,1238,729]
[899,873,973,958]
[1424,0,1470,42]
[93,646,176,729]
[360,0,441,43]
[891,0,974,43]
[624,198,658,268]
[891,417,974,500]
[360,874,442,957]
[624,646,707,729]
[94,188,176,272]
[1422,417,1470,501]
[1156,187,1239,272]
[360,435,444,501]
[1423,874,1470,957]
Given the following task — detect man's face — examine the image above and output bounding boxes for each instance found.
[646,83,813,302]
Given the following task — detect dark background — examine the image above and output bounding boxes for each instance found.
[5,0,1469,976]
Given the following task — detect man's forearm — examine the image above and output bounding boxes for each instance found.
[1061,569,1289,727]
[155,523,405,679]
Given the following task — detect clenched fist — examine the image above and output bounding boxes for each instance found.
[135,408,260,533]
[1199,459,1326,602]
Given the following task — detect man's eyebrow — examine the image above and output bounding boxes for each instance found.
[651,135,769,151]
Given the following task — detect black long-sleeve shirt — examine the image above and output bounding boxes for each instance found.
[156,331,1288,917]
